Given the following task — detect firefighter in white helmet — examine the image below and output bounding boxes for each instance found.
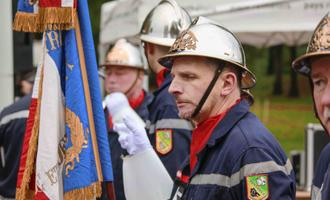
[139,0,193,180]
[100,38,153,200]
[114,16,296,199]
[292,13,330,200]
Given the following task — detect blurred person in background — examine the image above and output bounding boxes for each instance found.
[292,13,330,200]
[20,70,35,96]
[139,0,193,179]
[100,38,153,200]
[0,69,35,199]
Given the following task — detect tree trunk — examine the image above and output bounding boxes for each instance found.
[288,46,300,97]
[267,47,274,75]
[273,45,283,95]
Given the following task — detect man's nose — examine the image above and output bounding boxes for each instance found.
[168,78,181,95]
[106,73,117,82]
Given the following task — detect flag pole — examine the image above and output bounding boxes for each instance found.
[73,13,103,182]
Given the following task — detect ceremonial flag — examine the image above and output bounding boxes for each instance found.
[14,0,113,199]
[15,57,44,200]
[13,0,38,32]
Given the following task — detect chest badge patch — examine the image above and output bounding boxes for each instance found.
[246,174,269,200]
[156,129,173,155]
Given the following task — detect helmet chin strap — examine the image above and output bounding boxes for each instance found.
[124,70,141,96]
[191,63,225,118]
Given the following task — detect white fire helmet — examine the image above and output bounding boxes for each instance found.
[140,0,191,47]
[100,39,144,70]
[159,16,256,89]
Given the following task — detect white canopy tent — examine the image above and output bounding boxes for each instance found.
[99,0,329,61]
[193,0,329,47]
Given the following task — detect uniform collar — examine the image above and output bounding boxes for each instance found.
[128,90,145,109]
[206,99,250,147]
[190,111,226,173]
[156,68,169,88]
[153,72,172,96]
[179,99,248,179]
[141,91,154,107]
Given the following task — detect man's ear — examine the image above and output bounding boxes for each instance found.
[220,72,237,96]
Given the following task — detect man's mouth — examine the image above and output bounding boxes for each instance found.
[324,107,330,122]
[176,100,189,107]
[109,87,118,91]
[177,103,186,108]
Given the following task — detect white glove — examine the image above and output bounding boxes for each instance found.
[114,113,152,155]
[105,92,146,127]
[104,92,128,115]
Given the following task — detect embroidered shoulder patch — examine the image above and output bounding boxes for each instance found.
[155,129,173,155]
[246,174,269,200]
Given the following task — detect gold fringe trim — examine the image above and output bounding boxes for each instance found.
[15,66,44,200]
[13,11,39,32]
[64,181,102,200]
[38,7,75,31]
[13,8,75,32]
[15,188,35,200]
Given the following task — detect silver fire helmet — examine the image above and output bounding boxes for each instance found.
[100,39,144,70]
[159,16,256,89]
[140,0,191,47]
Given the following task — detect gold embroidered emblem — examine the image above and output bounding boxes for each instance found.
[156,130,173,155]
[169,30,198,53]
[64,108,88,176]
[308,16,330,53]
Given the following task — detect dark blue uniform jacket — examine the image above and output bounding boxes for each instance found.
[147,73,192,180]
[312,143,330,200]
[0,95,31,198]
[171,100,296,200]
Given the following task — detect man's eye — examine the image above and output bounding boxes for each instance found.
[314,80,321,86]
[182,74,195,80]
[313,79,325,89]
[116,71,126,76]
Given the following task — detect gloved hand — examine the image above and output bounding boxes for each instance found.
[104,92,129,116]
[114,113,152,155]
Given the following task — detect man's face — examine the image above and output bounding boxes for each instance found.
[311,56,330,134]
[104,66,140,94]
[21,80,33,95]
[168,56,221,122]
